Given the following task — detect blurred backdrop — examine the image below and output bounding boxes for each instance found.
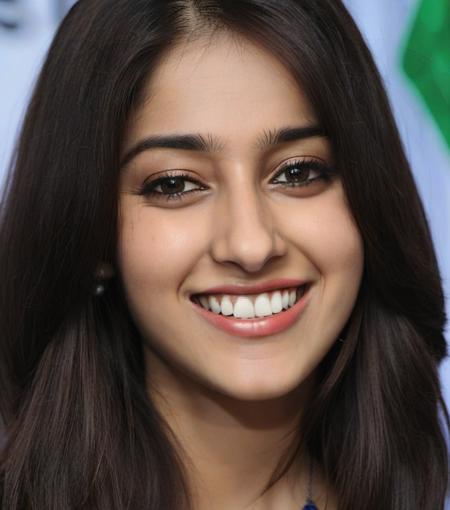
[1,0,449,503]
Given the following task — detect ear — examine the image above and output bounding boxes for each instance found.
[94,262,115,280]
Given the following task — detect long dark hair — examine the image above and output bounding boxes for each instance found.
[0,1,448,508]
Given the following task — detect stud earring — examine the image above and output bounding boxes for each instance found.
[91,262,115,296]
[93,282,107,296]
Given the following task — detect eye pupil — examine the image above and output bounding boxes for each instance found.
[161,177,184,194]
[286,165,307,182]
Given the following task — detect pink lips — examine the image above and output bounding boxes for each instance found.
[193,278,308,296]
[190,283,311,338]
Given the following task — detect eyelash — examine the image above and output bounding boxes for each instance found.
[136,158,335,202]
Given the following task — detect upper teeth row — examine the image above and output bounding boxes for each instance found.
[196,287,301,319]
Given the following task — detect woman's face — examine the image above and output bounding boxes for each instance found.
[118,34,364,401]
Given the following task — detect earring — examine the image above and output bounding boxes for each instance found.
[338,337,345,343]
[91,262,115,296]
[93,282,107,296]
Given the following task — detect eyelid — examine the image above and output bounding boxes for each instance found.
[135,170,208,203]
[141,169,199,185]
[136,156,334,202]
[272,155,328,173]
[142,156,328,184]
[269,156,331,181]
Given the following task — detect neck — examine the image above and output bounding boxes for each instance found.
[145,349,333,509]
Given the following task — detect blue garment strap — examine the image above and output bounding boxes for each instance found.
[301,455,318,509]
[302,498,318,510]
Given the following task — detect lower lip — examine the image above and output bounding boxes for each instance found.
[190,285,311,338]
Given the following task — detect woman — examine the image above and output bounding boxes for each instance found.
[0,1,448,509]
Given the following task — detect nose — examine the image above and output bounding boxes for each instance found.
[210,180,287,273]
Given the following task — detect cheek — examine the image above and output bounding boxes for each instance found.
[295,192,364,342]
[311,210,364,278]
[282,185,364,340]
[290,185,364,281]
[116,204,206,297]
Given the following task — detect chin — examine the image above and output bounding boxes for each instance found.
[228,388,294,402]
[212,373,310,402]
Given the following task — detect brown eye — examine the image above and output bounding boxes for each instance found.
[139,172,207,202]
[271,159,335,188]
[157,177,187,195]
[283,165,310,183]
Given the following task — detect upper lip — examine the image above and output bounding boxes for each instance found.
[191,278,309,297]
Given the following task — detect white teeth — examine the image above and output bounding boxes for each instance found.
[270,291,283,313]
[196,286,305,319]
[289,290,296,306]
[210,296,221,314]
[199,295,209,309]
[233,297,255,318]
[220,296,234,316]
[282,289,290,309]
[254,293,272,317]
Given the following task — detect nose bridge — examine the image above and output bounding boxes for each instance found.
[210,169,285,272]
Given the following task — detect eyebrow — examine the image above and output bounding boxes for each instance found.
[120,124,325,169]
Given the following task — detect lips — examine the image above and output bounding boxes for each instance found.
[189,281,312,338]
[190,278,309,298]
[191,285,307,315]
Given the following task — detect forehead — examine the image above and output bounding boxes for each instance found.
[122,34,318,156]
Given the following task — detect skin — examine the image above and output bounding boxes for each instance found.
[117,33,364,510]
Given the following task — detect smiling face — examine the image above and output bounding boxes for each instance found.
[117,34,364,403]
